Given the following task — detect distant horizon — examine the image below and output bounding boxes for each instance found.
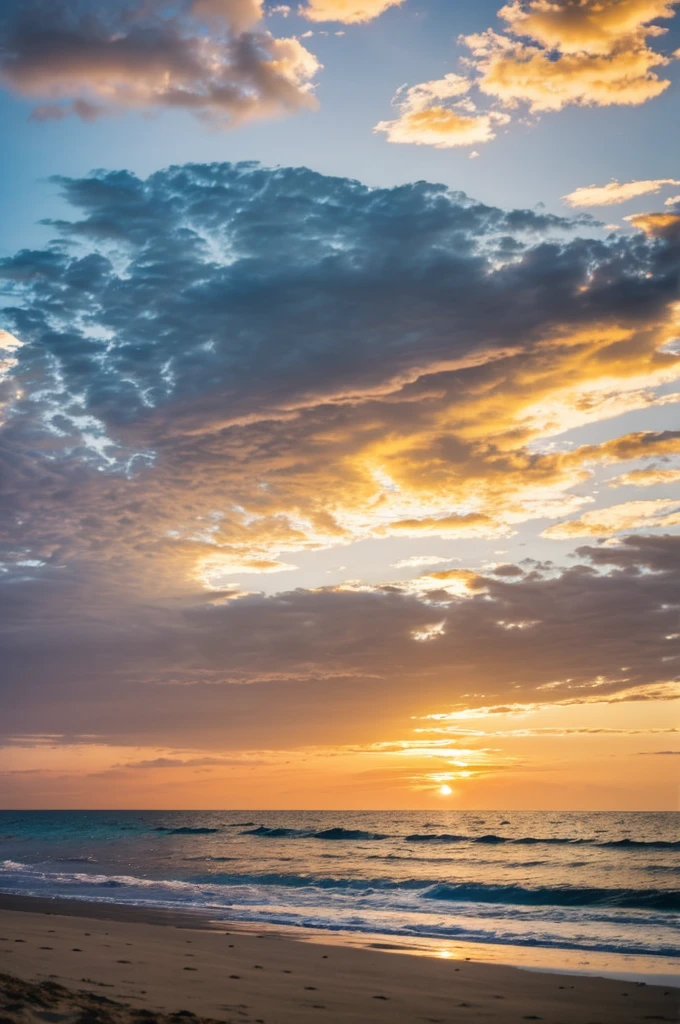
[1,807,677,814]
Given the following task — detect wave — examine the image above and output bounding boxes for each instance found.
[403,834,585,845]
[154,827,220,835]
[404,833,679,848]
[422,883,679,911]
[3,859,676,913]
[599,839,680,849]
[242,826,388,841]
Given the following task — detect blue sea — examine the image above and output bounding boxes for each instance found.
[0,811,678,981]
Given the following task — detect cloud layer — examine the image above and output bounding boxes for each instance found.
[0,161,678,778]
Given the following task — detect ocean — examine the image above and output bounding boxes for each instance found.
[0,810,678,982]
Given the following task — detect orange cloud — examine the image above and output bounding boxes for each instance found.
[464,27,673,112]
[625,211,680,237]
[563,178,680,207]
[375,1,678,150]
[497,0,678,55]
[300,0,404,22]
[374,75,510,148]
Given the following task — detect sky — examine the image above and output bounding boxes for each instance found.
[0,0,679,811]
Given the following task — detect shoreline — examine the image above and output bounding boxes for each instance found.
[1,897,677,1024]
[1,891,678,988]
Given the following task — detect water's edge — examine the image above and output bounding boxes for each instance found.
[1,890,678,989]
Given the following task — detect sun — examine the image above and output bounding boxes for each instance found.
[439,783,453,796]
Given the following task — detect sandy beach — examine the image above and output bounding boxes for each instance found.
[0,896,676,1024]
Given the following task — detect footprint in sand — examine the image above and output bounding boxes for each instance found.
[182,967,197,972]
[373,996,389,1001]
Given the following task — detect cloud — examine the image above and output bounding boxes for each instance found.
[391,555,458,568]
[0,162,677,585]
[563,178,680,208]
[0,162,679,765]
[625,211,680,238]
[464,0,678,113]
[299,0,404,23]
[497,0,678,54]
[374,0,675,149]
[608,467,680,487]
[1,534,679,751]
[374,74,510,148]
[381,1,679,151]
[0,0,320,125]
[542,499,680,538]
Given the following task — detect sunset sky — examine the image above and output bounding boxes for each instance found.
[0,0,679,810]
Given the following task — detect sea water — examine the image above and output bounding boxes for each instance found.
[0,810,677,981]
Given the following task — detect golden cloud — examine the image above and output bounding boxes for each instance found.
[563,178,680,207]
[608,467,680,486]
[465,28,673,112]
[374,74,510,148]
[626,211,680,237]
[375,1,678,150]
[542,498,680,538]
[300,0,404,22]
[497,0,678,56]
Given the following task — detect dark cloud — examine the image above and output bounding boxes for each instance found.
[0,1,318,125]
[0,162,679,755]
[0,535,678,748]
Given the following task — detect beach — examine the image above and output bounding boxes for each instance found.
[0,895,677,1024]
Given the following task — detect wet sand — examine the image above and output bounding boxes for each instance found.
[0,895,677,1023]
